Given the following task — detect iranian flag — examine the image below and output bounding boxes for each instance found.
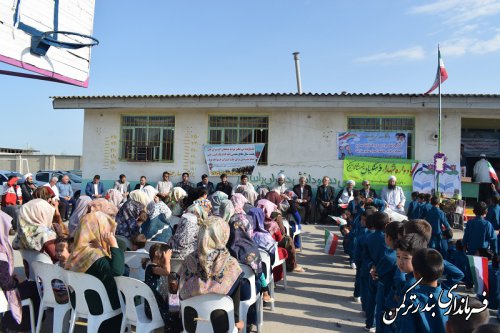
[488,161,499,183]
[425,49,448,94]
[468,255,489,296]
[324,229,339,255]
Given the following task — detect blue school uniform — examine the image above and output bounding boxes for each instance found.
[425,206,451,257]
[446,246,468,286]
[375,248,397,333]
[486,204,500,253]
[385,272,416,333]
[420,202,432,219]
[441,260,465,289]
[484,263,498,310]
[360,229,377,328]
[354,228,370,308]
[395,284,451,333]
[463,216,497,255]
[407,200,421,220]
[366,230,386,267]
[368,198,386,212]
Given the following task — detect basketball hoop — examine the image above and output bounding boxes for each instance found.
[31,31,99,56]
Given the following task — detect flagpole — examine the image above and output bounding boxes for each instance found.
[437,45,442,196]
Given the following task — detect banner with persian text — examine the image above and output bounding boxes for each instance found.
[337,131,408,159]
[204,144,265,176]
[343,157,414,188]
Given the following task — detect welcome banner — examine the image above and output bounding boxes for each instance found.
[343,157,414,187]
[337,132,408,160]
[204,144,265,176]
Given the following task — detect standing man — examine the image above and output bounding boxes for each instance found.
[359,180,377,199]
[380,175,406,214]
[176,172,195,193]
[156,171,173,203]
[85,175,105,199]
[197,174,215,195]
[293,176,312,224]
[134,176,150,190]
[473,154,496,203]
[316,176,335,224]
[113,174,130,201]
[57,175,76,220]
[20,173,37,203]
[215,173,233,198]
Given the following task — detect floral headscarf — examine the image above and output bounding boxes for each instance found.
[68,195,92,236]
[88,198,119,218]
[179,216,242,300]
[186,203,208,224]
[141,201,173,243]
[14,199,56,251]
[115,200,145,238]
[235,187,258,206]
[168,213,199,259]
[147,201,172,220]
[106,189,123,208]
[256,199,280,234]
[209,191,228,216]
[231,193,247,214]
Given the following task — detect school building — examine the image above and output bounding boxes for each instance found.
[52,93,500,196]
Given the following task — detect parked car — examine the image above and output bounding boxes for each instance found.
[0,170,25,186]
[34,170,82,199]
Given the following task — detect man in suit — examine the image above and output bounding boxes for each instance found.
[316,176,335,224]
[359,180,377,199]
[134,176,150,190]
[293,176,313,224]
[85,174,105,199]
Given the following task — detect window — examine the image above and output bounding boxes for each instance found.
[208,116,269,164]
[347,116,415,159]
[36,172,49,183]
[120,115,175,162]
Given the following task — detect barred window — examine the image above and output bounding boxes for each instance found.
[208,116,269,164]
[120,115,175,162]
[347,116,415,159]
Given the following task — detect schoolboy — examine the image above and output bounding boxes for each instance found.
[425,196,452,257]
[463,201,497,256]
[407,192,420,220]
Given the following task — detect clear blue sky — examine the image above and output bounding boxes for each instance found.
[1,0,499,155]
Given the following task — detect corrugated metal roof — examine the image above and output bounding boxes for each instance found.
[51,92,500,99]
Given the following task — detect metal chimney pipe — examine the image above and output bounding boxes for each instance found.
[293,52,303,94]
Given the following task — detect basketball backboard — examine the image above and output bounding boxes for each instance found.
[0,0,96,87]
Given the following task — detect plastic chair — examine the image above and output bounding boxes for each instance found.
[286,215,302,251]
[116,235,133,250]
[19,249,53,280]
[114,276,164,333]
[144,240,167,251]
[31,262,72,333]
[180,294,237,333]
[239,264,261,333]
[259,249,276,312]
[65,270,122,333]
[0,288,36,333]
[271,244,287,290]
[124,251,150,281]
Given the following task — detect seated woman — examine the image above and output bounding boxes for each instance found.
[0,211,40,332]
[115,196,147,239]
[179,216,244,333]
[234,187,258,211]
[65,211,124,333]
[68,195,92,236]
[209,191,228,216]
[141,198,173,243]
[168,187,188,217]
[89,198,119,218]
[14,196,65,262]
[168,213,200,260]
[256,199,305,275]
[105,188,124,208]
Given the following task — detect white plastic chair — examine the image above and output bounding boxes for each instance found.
[258,249,276,312]
[286,215,302,250]
[65,270,122,333]
[0,287,36,333]
[31,262,72,333]
[124,251,150,281]
[19,249,53,280]
[144,240,167,251]
[271,244,287,290]
[239,264,261,333]
[114,276,164,333]
[116,235,133,250]
[180,294,237,333]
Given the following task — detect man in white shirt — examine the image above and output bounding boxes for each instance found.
[157,171,173,203]
[233,174,255,194]
[272,174,288,195]
[380,175,406,215]
[44,176,60,200]
[473,153,495,202]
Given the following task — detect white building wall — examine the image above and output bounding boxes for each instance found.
[81,106,464,191]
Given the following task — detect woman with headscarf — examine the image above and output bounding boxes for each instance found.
[32,187,68,237]
[68,195,92,236]
[235,187,257,212]
[0,211,40,332]
[88,198,119,218]
[141,185,159,203]
[220,199,235,223]
[168,187,188,216]
[256,199,304,274]
[106,188,123,208]
[179,216,244,333]
[66,212,124,333]
[209,191,228,216]
[129,189,152,208]
[256,187,269,202]
[140,200,173,243]
[13,198,61,261]
[168,213,200,260]
[115,197,147,239]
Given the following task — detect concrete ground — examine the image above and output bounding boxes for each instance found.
[12,224,499,333]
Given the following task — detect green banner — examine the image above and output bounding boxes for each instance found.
[343,157,415,188]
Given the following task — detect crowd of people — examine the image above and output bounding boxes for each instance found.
[1,170,500,332]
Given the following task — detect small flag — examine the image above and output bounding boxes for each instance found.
[468,255,489,296]
[324,229,339,255]
[488,162,499,183]
[425,49,448,94]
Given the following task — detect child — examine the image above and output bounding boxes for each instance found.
[463,201,497,256]
[486,196,500,253]
[420,193,432,219]
[396,248,451,333]
[53,237,73,304]
[131,233,148,253]
[425,196,452,258]
[446,240,469,286]
[407,192,420,220]
[445,297,490,333]
[360,213,378,331]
